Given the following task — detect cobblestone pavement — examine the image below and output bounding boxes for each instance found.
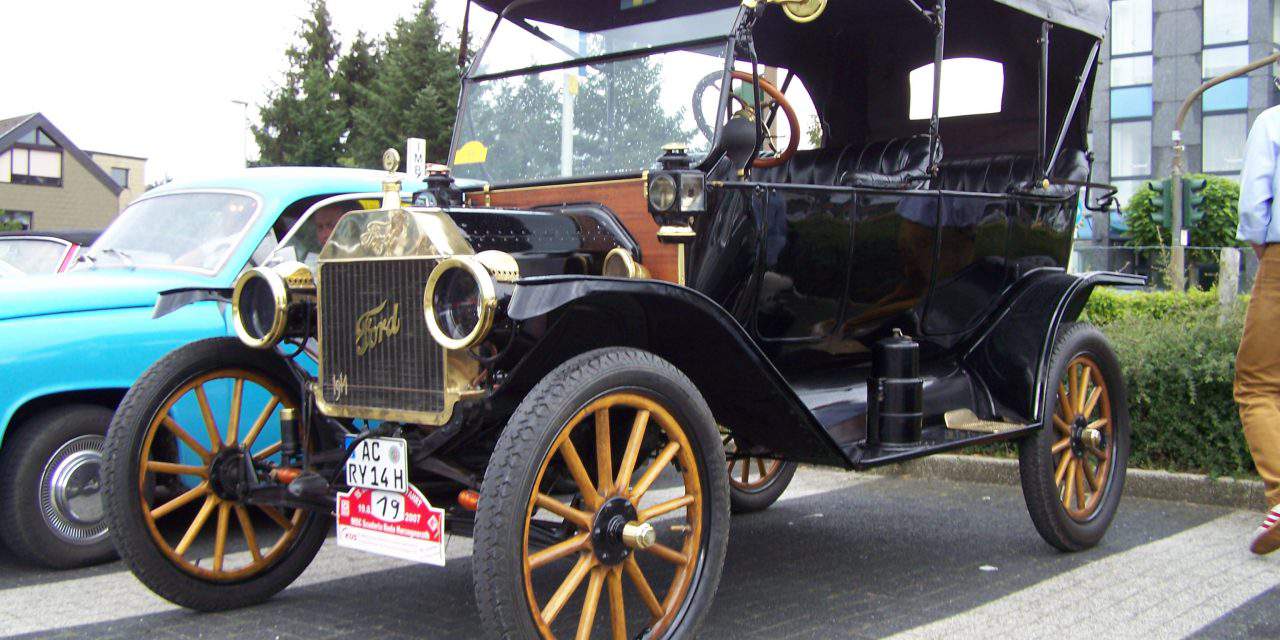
[2,467,1278,639]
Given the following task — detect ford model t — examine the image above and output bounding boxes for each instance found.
[104,0,1134,637]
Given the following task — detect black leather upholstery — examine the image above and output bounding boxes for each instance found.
[754,135,937,190]
[837,135,937,189]
[935,149,1089,196]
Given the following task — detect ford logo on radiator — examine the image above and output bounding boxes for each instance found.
[355,299,402,356]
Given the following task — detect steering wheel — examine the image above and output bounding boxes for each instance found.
[692,70,800,169]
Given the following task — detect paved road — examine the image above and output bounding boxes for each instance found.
[2,468,1278,639]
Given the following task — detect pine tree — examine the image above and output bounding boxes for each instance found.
[252,0,346,167]
[335,31,380,166]
[348,1,460,170]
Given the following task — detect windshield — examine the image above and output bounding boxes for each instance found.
[454,43,729,185]
[0,238,68,274]
[84,192,261,274]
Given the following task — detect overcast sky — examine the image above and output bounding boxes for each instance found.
[0,1,491,184]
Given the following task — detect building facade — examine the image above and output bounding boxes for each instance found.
[1091,0,1280,209]
[88,151,147,212]
[0,113,142,231]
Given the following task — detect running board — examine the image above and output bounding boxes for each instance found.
[849,421,1038,469]
[944,409,1025,434]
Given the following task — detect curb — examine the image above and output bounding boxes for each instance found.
[865,454,1266,511]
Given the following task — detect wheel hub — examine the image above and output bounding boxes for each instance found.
[591,496,640,565]
[1070,416,1104,458]
[40,435,108,545]
[207,447,248,501]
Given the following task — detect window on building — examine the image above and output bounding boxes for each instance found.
[1111,120,1152,179]
[111,167,129,188]
[0,210,34,231]
[2,127,64,187]
[1201,7,1248,176]
[1205,0,1248,46]
[1203,112,1248,173]
[1109,0,1152,210]
[1111,0,1152,55]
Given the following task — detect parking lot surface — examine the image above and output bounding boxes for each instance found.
[2,468,1277,639]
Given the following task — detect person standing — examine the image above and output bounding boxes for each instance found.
[1237,103,1280,554]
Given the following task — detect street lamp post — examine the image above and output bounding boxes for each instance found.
[231,99,250,168]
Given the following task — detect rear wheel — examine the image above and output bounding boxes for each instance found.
[104,338,328,611]
[722,428,797,513]
[474,347,729,639]
[0,405,116,568]
[1018,322,1130,551]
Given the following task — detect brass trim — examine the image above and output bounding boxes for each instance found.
[312,382,472,426]
[231,267,289,349]
[602,247,650,279]
[767,0,827,23]
[423,256,499,351]
[475,250,521,283]
[656,224,697,240]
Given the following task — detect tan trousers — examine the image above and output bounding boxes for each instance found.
[1237,244,1280,508]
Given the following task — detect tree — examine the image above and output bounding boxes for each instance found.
[348,1,460,170]
[252,0,347,167]
[334,31,380,166]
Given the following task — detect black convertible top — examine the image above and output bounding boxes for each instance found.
[0,229,101,246]
[470,0,1108,38]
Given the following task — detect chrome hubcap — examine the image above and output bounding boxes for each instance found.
[41,435,108,544]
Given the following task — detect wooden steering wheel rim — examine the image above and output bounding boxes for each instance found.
[728,70,800,169]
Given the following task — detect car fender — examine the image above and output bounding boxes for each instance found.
[961,270,1145,425]
[504,276,851,467]
[0,301,229,446]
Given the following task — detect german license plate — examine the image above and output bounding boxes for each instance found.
[344,436,408,492]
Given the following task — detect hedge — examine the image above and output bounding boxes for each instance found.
[1084,289,1254,478]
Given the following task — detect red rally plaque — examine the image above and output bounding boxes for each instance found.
[335,484,446,566]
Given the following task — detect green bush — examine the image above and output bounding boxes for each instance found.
[1100,303,1253,477]
[1082,287,1241,326]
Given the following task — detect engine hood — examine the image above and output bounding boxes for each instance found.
[318,204,641,277]
[0,269,216,321]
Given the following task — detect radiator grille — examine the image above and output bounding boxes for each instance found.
[318,258,446,416]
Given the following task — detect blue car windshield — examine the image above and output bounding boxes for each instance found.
[84,192,261,274]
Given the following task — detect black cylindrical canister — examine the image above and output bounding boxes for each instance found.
[870,330,924,445]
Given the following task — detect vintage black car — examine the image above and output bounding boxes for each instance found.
[104,0,1135,637]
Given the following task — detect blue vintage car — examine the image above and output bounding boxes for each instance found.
[0,167,431,568]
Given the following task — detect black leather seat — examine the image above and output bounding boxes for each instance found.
[935,150,1088,196]
[754,135,937,190]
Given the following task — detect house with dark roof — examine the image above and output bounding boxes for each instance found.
[0,113,144,231]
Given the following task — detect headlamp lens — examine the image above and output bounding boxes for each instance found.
[648,174,677,212]
[432,265,482,341]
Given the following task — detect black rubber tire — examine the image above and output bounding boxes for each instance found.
[729,459,798,514]
[1018,322,1131,552]
[103,337,330,612]
[473,347,730,640]
[0,404,117,568]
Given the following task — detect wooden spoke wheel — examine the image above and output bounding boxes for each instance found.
[136,368,304,581]
[721,427,797,513]
[475,348,729,640]
[1051,356,1113,521]
[104,338,329,612]
[525,393,701,639]
[1017,323,1130,552]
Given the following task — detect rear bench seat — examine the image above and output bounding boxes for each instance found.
[934,150,1089,196]
[754,134,938,190]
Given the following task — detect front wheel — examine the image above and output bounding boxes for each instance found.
[103,338,329,612]
[474,348,730,639]
[1018,322,1130,552]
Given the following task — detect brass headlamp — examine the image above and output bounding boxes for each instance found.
[231,261,314,349]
